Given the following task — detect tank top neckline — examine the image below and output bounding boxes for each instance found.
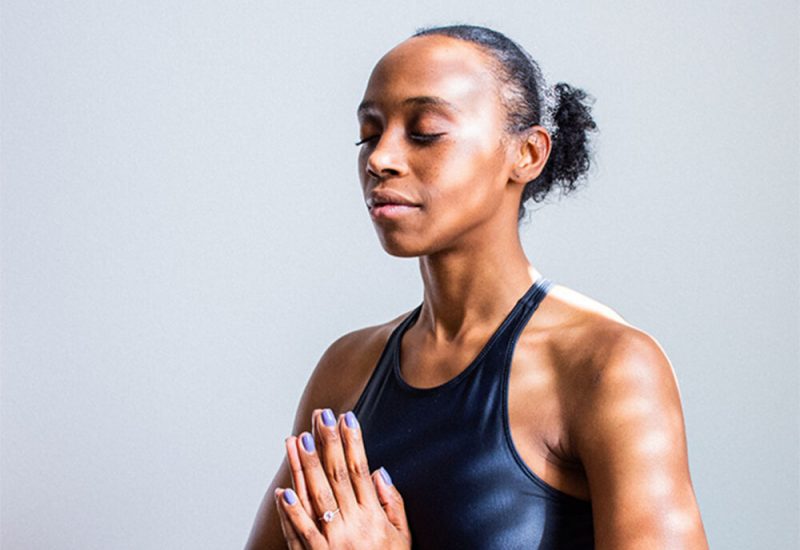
[392,276,551,393]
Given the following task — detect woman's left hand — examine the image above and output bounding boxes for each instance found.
[273,408,412,549]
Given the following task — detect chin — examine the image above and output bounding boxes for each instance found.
[376,233,427,258]
[379,241,424,258]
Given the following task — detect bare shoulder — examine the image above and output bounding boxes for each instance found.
[537,282,674,397]
[289,308,413,435]
[537,283,707,547]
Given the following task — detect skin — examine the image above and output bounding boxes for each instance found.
[246,34,709,549]
[273,410,411,549]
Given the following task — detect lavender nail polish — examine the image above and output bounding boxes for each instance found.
[345,411,359,429]
[301,433,315,453]
[321,408,336,427]
[283,488,297,505]
[379,466,393,486]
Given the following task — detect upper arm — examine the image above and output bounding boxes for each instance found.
[573,329,708,549]
[289,329,371,435]
[244,325,388,549]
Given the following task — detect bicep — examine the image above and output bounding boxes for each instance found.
[574,332,707,549]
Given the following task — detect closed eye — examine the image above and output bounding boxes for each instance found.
[354,136,378,146]
[354,133,446,147]
[410,132,446,144]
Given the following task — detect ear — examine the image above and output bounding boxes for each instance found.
[509,126,551,185]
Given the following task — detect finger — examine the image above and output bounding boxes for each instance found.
[339,410,381,509]
[295,427,342,533]
[274,487,310,550]
[313,408,357,512]
[373,466,412,542]
[285,435,314,518]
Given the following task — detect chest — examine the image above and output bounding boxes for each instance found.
[399,325,591,501]
[352,330,595,549]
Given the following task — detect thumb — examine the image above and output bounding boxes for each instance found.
[373,466,411,540]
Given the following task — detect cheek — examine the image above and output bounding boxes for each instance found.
[420,140,506,209]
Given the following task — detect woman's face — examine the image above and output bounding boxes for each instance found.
[357,35,525,257]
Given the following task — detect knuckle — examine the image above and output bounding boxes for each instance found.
[334,463,351,484]
[327,463,350,484]
[348,458,371,479]
[319,426,339,444]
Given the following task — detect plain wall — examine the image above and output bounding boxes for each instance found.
[2,1,798,548]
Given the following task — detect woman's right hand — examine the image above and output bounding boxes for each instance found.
[273,408,412,549]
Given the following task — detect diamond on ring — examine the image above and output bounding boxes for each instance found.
[319,508,340,523]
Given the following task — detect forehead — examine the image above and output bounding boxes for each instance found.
[359,35,499,116]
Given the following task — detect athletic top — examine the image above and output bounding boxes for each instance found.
[352,276,595,549]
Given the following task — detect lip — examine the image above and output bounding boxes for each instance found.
[366,189,421,210]
[369,203,421,220]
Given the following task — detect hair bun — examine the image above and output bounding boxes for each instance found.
[523,82,598,214]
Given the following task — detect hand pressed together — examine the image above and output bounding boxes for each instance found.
[274,408,412,549]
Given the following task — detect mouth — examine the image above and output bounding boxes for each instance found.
[366,197,422,209]
[368,202,421,220]
[366,188,422,220]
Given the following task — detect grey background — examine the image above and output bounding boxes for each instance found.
[2,1,798,548]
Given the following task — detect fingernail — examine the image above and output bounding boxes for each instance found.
[345,410,359,429]
[321,408,336,427]
[379,466,393,486]
[301,432,315,453]
[283,488,297,505]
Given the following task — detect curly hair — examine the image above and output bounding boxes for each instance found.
[412,24,598,222]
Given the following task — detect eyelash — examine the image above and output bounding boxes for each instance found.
[354,133,445,147]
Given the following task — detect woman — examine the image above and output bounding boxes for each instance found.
[246,24,708,549]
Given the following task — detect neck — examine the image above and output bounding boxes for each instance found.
[416,221,542,341]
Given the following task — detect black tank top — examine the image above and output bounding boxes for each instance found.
[352,276,595,549]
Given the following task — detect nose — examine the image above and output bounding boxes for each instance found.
[364,131,408,180]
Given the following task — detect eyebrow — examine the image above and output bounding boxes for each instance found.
[357,95,461,117]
